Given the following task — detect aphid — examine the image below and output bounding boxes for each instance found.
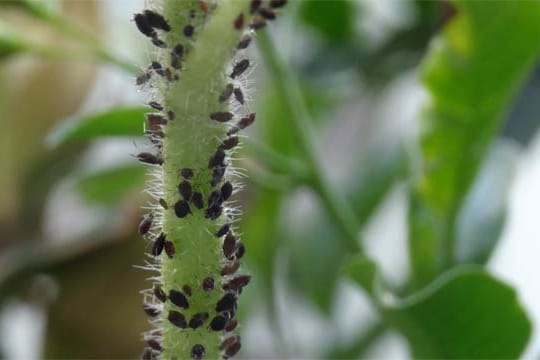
[146,114,167,129]
[211,166,226,186]
[237,35,252,50]
[136,71,151,85]
[138,214,153,235]
[198,0,210,14]
[235,242,245,258]
[164,240,175,258]
[151,37,167,48]
[224,319,238,332]
[250,0,262,14]
[216,293,237,312]
[159,198,168,209]
[219,84,234,102]
[137,152,163,165]
[148,101,163,111]
[191,344,205,360]
[220,136,239,151]
[270,0,287,8]
[221,260,240,276]
[143,303,160,317]
[233,13,244,30]
[224,340,241,357]
[155,68,165,77]
[259,7,276,20]
[152,233,166,257]
[174,199,192,218]
[220,335,239,350]
[142,347,154,360]
[178,181,193,201]
[233,88,245,105]
[169,289,189,308]
[168,311,187,328]
[183,24,194,37]
[182,284,192,297]
[230,59,250,79]
[147,339,162,352]
[180,168,194,179]
[153,284,167,302]
[210,315,227,331]
[250,18,267,30]
[210,111,234,122]
[224,275,251,292]
[134,13,156,38]
[171,53,182,70]
[223,232,236,258]
[172,43,184,57]
[208,148,226,168]
[151,61,162,70]
[192,192,204,209]
[202,276,214,292]
[221,181,233,201]
[208,190,223,208]
[189,312,209,329]
[167,110,175,121]
[215,223,230,237]
[205,205,223,220]
[143,10,171,32]
[238,113,256,129]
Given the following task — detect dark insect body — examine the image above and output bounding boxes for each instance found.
[216,293,237,312]
[154,284,167,302]
[174,200,192,218]
[142,347,154,360]
[208,148,226,168]
[137,152,163,165]
[164,240,175,258]
[250,18,267,30]
[237,35,252,50]
[182,284,192,297]
[147,339,162,352]
[136,72,151,85]
[202,276,215,292]
[220,136,239,150]
[139,214,153,235]
[151,61,162,70]
[134,13,156,38]
[250,0,262,14]
[219,84,234,102]
[180,168,194,179]
[143,10,171,32]
[205,205,223,220]
[221,260,240,276]
[210,111,234,122]
[211,166,226,186]
[233,88,244,105]
[215,223,230,237]
[270,0,287,8]
[167,110,175,120]
[159,198,168,209]
[221,181,233,201]
[235,242,246,259]
[224,341,241,357]
[189,312,209,329]
[238,113,256,129]
[192,192,204,209]
[151,37,167,48]
[223,232,236,258]
[208,190,223,208]
[223,275,251,292]
[224,319,238,332]
[152,233,166,256]
[169,290,189,308]
[168,311,187,328]
[230,59,250,79]
[210,315,227,331]
[143,303,160,317]
[183,25,194,37]
[148,101,164,111]
[233,13,244,30]
[259,8,276,20]
[178,181,193,201]
[191,344,205,360]
[220,335,239,350]
[146,114,167,129]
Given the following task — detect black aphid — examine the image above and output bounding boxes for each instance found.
[238,113,256,129]
[191,344,205,360]
[154,284,167,302]
[164,240,175,258]
[192,192,204,209]
[155,68,165,77]
[136,72,151,85]
[202,276,214,292]
[270,0,287,8]
[168,310,187,328]
[137,152,163,165]
[167,110,175,120]
[230,59,250,79]
[208,148,226,168]
[233,13,244,30]
[151,37,167,48]
[216,293,237,312]
[250,18,267,30]
[189,312,209,329]
[183,24,194,37]
[151,61,162,70]
[221,181,233,201]
[182,284,192,297]
[142,347,154,360]
[171,53,182,70]
[134,13,156,38]
[219,84,234,102]
[220,136,239,150]
[169,289,189,308]
[138,214,153,235]
[210,315,227,331]
[233,88,245,105]
[180,168,194,179]
[208,190,223,208]
[159,198,168,209]
[221,260,240,276]
[210,111,234,122]
[250,0,262,14]
[178,181,193,201]
[223,232,236,258]
[224,275,251,292]
[143,10,171,32]
[143,303,160,317]
[174,199,191,218]
[224,319,238,332]
[152,233,166,257]
[148,101,164,111]
[205,205,223,220]
[259,7,276,20]
[211,166,226,186]
[235,242,246,258]
[237,35,252,50]
[147,338,162,352]
[215,223,230,237]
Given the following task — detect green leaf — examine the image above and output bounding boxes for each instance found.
[76,165,146,205]
[47,107,147,147]
[343,254,378,297]
[299,0,356,44]
[385,267,532,359]
[409,0,540,286]
[0,21,31,59]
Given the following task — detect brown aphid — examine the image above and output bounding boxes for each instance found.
[164,68,174,82]
[189,312,209,329]
[143,10,171,32]
[152,233,166,257]
[220,335,239,350]
[143,303,160,317]
[178,180,193,201]
[182,284,192,297]
[235,242,246,258]
[168,310,187,328]
[208,148,226,168]
[215,223,230,237]
[198,0,210,14]
[148,101,163,111]
[202,276,214,292]
[146,113,167,129]
[136,71,151,85]
[210,111,234,122]
[223,232,236,258]
[216,293,237,312]
[191,344,205,360]
[259,7,276,20]
[138,214,153,235]
[137,152,163,165]
[192,192,204,209]
[147,338,162,352]
[237,35,252,50]
[233,88,245,105]
[183,24,194,37]
[167,110,175,120]
[153,284,167,302]
[239,112,256,129]
[270,0,287,8]
[219,84,234,102]
[169,289,189,308]
[230,59,250,79]
[220,136,239,150]
[224,275,251,292]
[180,168,194,179]
[224,340,241,357]
[224,319,238,332]
[159,198,168,209]
[221,260,240,276]
[250,0,262,14]
[233,13,244,30]
[174,199,191,218]
[210,315,227,331]
[250,18,267,30]
[221,181,233,201]
[134,13,156,38]
[151,37,167,48]
[205,205,223,220]
[164,240,175,258]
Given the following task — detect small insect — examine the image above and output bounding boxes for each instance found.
[205,205,223,220]
[143,303,160,317]
[182,284,192,297]
[142,347,154,360]
[169,289,189,308]
[224,340,241,357]
[215,223,230,237]
[151,37,167,48]
[183,24,194,37]
[237,35,252,50]
[219,84,234,103]
[223,275,251,292]
[233,13,244,30]
[208,190,223,208]
[270,0,287,8]
[235,242,246,259]
[151,61,162,70]
[146,114,167,129]
[250,18,267,30]
[221,181,233,201]
[250,0,262,14]
[220,335,240,351]
[168,311,187,328]
[191,344,205,360]
[230,59,250,79]
[171,53,182,70]
[208,148,226,168]
[136,71,151,85]
[259,7,276,20]
[174,200,192,218]
[224,319,238,332]
[209,111,234,122]
[178,181,193,201]
[143,10,171,32]
[138,214,153,235]
[210,315,227,331]
[180,168,194,179]
[189,312,209,329]
[154,284,167,302]
[152,233,166,257]
[211,166,226,186]
[221,260,240,276]
[216,293,237,312]
[220,136,239,150]
[134,13,156,38]
[155,68,165,78]
[148,101,164,111]
[202,276,215,292]
[192,192,204,209]
[223,232,236,258]
[238,113,256,129]
[198,0,210,14]
[167,110,175,121]
[147,339,162,352]
[233,88,245,105]
[159,198,168,209]
[164,240,175,258]
[137,152,163,165]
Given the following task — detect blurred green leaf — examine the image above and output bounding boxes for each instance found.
[299,0,356,44]
[47,106,147,147]
[409,0,540,286]
[0,21,31,59]
[76,165,146,205]
[343,254,378,297]
[385,267,532,359]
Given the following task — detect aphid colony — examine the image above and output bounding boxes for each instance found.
[134,1,286,359]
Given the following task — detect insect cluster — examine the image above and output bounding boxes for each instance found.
[133,1,287,359]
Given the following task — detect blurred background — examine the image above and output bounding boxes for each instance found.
[1,0,540,359]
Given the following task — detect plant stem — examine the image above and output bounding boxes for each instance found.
[257,31,361,253]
